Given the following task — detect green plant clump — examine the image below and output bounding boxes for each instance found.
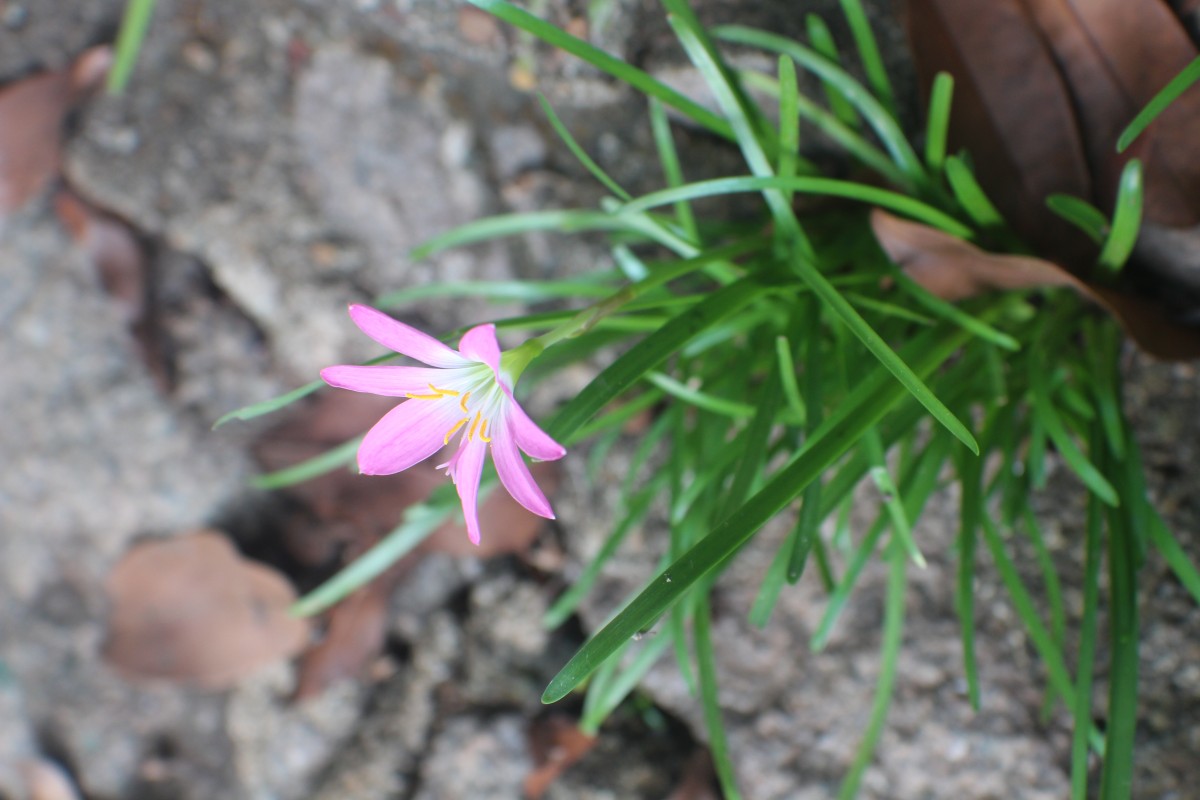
[218,1,1200,797]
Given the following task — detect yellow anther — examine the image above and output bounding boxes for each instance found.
[432,383,459,397]
[459,391,471,412]
[468,411,481,441]
[443,417,468,445]
[479,418,492,443]
[406,391,442,400]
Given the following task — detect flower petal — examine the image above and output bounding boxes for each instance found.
[357,397,463,475]
[449,440,487,546]
[503,397,567,461]
[458,324,502,376]
[321,365,469,397]
[491,421,555,519]
[348,305,470,368]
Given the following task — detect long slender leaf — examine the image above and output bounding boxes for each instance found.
[1117,55,1200,152]
[468,0,734,140]
[538,94,632,201]
[804,14,859,128]
[1097,159,1144,275]
[695,600,742,799]
[108,0,157,93]
[837,0,895,116]
[543,317,982,702]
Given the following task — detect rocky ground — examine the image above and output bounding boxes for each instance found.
[2,1,1199,798]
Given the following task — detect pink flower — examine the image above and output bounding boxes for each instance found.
[321,305,567,546]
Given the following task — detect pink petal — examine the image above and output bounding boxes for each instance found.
[503,398,567,462]
[348,305,470,368]
[321,365,466,397]
[491,421,555,519]
[358,397,464,475]
[458,324,502,377]
[448,440,487,546]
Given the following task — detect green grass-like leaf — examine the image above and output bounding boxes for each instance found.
[1096,159,1144,275]
[944,155,1006,231]
[468,0,734,140]
[1046,194,1109,245]
[538,94,632,201]
[107,0,157,94]
[837,0,896,118]
[695,600,742,799]
[1117,55,1200,152]
[924,72,954,173]
[543,319,979,703]
[252,437,360,490]
[804,13,860,129]
[1072,462,1104,800]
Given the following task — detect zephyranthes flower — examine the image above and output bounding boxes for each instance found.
[321,305,566,545]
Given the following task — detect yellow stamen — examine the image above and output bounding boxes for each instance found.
[443,417,468,445]
[459,391,471,412]
[406,391,442,400]
[479,418,492,443]
[468,411,481,440]
[407,383,460,401]
[433,384,459,397]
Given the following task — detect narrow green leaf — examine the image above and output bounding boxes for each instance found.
[777,55,801,197]
[954,443,982,710]
[1030,365,1119,505]
[107,0,157,93]
[645,371,756,419]
[579,633,672,732]
[1046,194,1109,245]
[804,13,860,128]
[538,94,632,201]
[695,600,742,800]
[214,378,325,428]
[290,488,458,616]
[544,318,980,703]
[944,155,1006,230]
[1100,489,1139,799]
[837,538,906,800]
[714,25,925,183]
[774,335,807,424]
[1072,453,1104,800]
[648,99,699,241]
[545,278,765,445]
[410,210,646,260]
[467,0,734,140]
[375,275,618,307]
[1146,507,1200,607]
[837,0,896,116]
[620,175,973,238]
[1117,55,1200,152]
[889,270,1019,350]
[252,437,361,490]
[1097,159,1144,275]
[924,72,954,173]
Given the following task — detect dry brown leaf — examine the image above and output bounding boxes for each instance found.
[292,579,395,701]
[905,0,1093,260]
[54,189,146,323]
[1018,0,1200,226]
[0,47,109,215]
[103,530,310,689]
[19,759,82,800]
[523,716,598,800]
[666,750,719,800]
[872,208,1200,359]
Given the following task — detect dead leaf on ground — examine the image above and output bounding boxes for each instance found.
[1019,0,1200,226]
[19,759,83,800]
[666,750,720,800]
[523,716,598,800]
[103,530,310,689]
[872,208,1200,359]
[905,0,1093,260]
[54,189,146,323]
[292,579,394,701]
[0,46,110,215]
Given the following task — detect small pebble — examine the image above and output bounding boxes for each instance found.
[1,2,28,30]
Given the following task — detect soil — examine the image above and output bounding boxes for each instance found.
[1,1,1198,799]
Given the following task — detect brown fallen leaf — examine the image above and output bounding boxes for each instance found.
[103,530,310,689]
[523,716,598,800]
[19,759,83,800]
[1019,0,1200,226]
[872,208,1200,359]
[54,189,146,323]
[0,46,110,215]
[666,750,719,800]
[905,0,1093,261]
[291,579,394,701]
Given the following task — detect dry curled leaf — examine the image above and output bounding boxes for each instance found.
[292,580,393,701]
[103,530,310,689]
[523,716,598,800]
[0,46,109,215]
[872,208,1200,359]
